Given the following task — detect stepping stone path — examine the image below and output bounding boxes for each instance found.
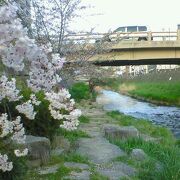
[63,170,91,180]
[96,162,136,180]
[38,164,60,175]
[77,137,125,164]
[64,162,90,170]
[39,105,137,180]
[63,162,91,180]
[69,106,137,180]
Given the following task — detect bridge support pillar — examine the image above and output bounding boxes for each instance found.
[125,66,130,76]
[177,30,180,41]
[148,32,152,41]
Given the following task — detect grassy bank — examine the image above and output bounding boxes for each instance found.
[98,71,180,106]
[107,111,180,180]
[119,82,180,106]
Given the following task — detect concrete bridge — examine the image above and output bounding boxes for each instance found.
[65,30,180,66]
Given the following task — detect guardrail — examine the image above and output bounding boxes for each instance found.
[63,31,180,42]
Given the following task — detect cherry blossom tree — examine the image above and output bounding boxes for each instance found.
[0,2,81,173]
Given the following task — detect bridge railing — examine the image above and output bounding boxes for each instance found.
[63,31,180,43]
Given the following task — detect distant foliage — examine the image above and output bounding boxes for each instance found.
[69,82,91,102]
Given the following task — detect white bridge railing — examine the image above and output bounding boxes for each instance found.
[63,31,180,43]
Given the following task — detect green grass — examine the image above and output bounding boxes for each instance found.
[109,138,180,180]
[107,111,175,145]
[26,165,71,180]
[57,128,90,143]
[106,111,180,180]
[25,154,71,180]
[64,153,89,164]
[98,72,180,106]
[69,82,91,102]
[126,82,180,106]
[96,77,122,91]
[90,172,109,180]
[79,115,90,123]
[25,153,89,180]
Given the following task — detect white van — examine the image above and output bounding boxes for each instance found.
[110,25,149,41]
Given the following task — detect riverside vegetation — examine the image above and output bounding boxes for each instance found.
[98,70,180,106]
[26,82,180,180]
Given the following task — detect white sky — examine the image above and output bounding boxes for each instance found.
[70,0,180,33]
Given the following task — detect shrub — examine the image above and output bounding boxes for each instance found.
[69,82,91,102]
[21,89,60,141]
[0,88,60,141]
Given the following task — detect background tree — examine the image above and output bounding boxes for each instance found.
[31,0,85,54]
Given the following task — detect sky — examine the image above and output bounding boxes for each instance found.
[70,0,180,33]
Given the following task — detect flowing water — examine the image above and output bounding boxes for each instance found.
[96,90,180,138]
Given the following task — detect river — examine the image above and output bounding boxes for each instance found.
[96,90,180,138]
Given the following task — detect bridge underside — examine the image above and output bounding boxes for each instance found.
[89,48,180,66]
[67,45,180,66]
[93,58,180,66]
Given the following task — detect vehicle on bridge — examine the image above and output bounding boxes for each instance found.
[96,25,150,43]
[111,25,149,41]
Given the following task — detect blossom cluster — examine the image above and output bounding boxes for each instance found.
[16,94,40,120]
[0,113,13,138]
[0,154,13,172]
[0,114,27,146]
[11,116,27,144]
[0,3,64,92]
[0,114,28,172]
[0,76,22,102]
[14,148,28,157]
[45,89,81,130]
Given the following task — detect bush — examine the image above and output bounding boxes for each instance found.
[69,82,91,102]
[0,88,60,141]
[21,89,60,141]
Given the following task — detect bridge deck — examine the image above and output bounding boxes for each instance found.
[110,41,180,50]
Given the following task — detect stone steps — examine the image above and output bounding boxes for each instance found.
[76,137,126,164]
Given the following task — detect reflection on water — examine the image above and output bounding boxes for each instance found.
[97,90,180,138]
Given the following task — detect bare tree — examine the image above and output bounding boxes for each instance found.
[7,0,115,89]
[31,0,85,54]
[61,39,113,89]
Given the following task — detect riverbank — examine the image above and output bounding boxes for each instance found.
[119,82,180,106]
[105,111,180,180]
[98,77,180,106]
[78,101,180,180]
[25,97,180,179]
[24,82,180,179]
[25,82,180,180]
[96,89,180,139]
